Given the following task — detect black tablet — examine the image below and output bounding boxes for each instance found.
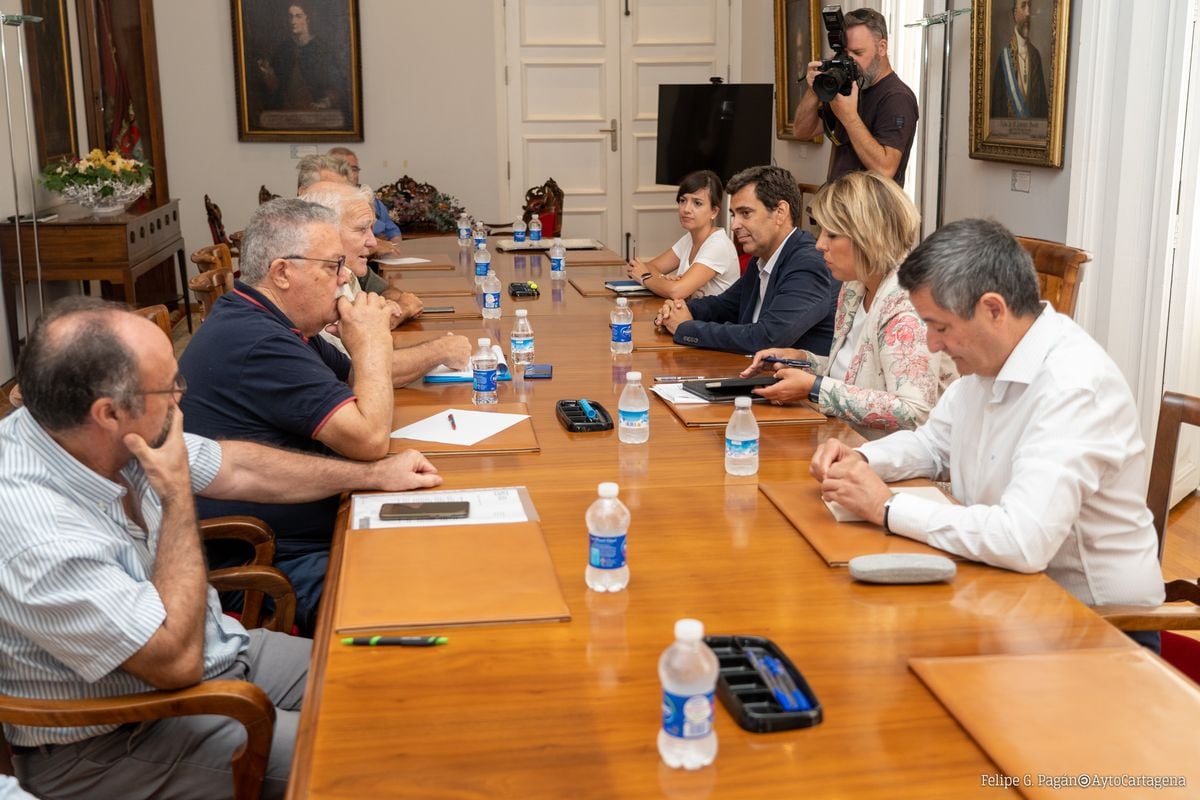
[681,376,778,402]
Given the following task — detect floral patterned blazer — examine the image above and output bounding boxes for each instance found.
[808,269,958,433]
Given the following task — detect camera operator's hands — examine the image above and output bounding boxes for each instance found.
[804,60,824,91]
[828,78,860,123]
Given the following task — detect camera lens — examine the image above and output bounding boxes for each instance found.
[814,68,847,103]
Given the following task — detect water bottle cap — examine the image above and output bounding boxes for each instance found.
[515,309,527,317]
[626,371,641,382]
[674,618,704,641]
[478,338,491,347]
[734,396,752,408]
[597,482,619,498]
[616,297,628,307]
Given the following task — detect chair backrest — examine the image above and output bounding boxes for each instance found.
[523,177,564,237]
[259,185,280,205]
[1015,235,1090,317]
[189,266,235,320]
[204,194,232,248]
[189,243,233,272]
[134,304,173,341]
[1146,390,1200,607]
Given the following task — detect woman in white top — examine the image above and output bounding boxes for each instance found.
[741,171,957,435]
[626,170,739,299]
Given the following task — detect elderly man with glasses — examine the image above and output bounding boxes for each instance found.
[0,296,440,798]
[177,198,467,632]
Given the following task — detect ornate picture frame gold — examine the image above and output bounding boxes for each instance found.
[22,0,77,168]
[230,0,363,143]
[969,0,1071,167]
[774,0,822,141]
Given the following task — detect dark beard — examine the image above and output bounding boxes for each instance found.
[150,407,173,449]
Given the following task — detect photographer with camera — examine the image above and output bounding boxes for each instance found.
[792,6,918,188]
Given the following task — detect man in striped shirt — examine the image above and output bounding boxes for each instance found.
[0,297,441,799]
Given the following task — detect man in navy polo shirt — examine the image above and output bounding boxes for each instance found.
[179,198,465,632]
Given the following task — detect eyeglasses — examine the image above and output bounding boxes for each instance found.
[348,166,362,174]
[284,254,347,276]
[138,373,187,400]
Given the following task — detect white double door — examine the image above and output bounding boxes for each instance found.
[503,0,732,259]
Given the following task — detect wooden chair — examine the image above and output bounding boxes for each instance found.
[188,266,234,321]
[190,243,234,272]
[204,195,236,255]
[0,522,295,799]
[259,185,280,205]
[134,304,173,341]
[486,177,565,237]
[1015,235,1089,317]
[1097,391,1200,632]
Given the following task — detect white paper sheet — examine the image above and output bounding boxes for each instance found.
[350,486,533,529]
[374,256,432,265]
[390,407,529,446]
[649,383,709,404]
[825,486,953,523]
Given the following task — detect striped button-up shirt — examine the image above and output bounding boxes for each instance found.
[0,409,250,746]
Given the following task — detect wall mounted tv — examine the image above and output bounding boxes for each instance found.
[655,82,773,186]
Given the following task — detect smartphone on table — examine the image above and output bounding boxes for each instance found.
[379,501,470,521]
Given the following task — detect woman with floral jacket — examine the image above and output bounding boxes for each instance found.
[741,171,957,436]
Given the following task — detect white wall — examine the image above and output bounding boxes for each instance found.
[154,0,504,263]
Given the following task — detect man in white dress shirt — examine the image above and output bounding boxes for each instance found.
[810,218,1164,649]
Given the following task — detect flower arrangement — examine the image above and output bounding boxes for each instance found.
[376,175,466,234]
[41,149,153,213]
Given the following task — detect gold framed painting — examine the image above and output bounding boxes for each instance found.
[774,0,822,141]
[22,0,77,168]
[970,0,1071,167]
[230,0,363,143]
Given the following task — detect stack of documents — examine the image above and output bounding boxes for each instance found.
[424,345,510,383]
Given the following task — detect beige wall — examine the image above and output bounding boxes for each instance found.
[155,0,504,263]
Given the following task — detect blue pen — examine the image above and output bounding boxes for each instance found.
[764,655,811,711]
[745,648,798,711]
[763,356,813,369]
[578,398,598,420]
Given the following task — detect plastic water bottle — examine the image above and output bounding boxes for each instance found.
[473,243,491,286]
[510,309,535,365]
[657,618,719,770]
[457,214,472,248]
[473,221,487,250]
[471,338,498,405]
[549,237,566,281]
[610,297,633,354]
[724,396,760,476]
[585,482,630,592]
[618,371,649,444]
[513,218,527,242]
[482,270,502,319]
[528,216,543,241]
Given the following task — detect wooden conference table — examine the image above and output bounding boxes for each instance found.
[287,238,1137,799]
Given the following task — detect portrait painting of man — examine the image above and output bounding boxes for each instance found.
[987,0,1051,140]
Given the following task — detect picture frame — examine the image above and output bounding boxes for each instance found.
[22,0,77,168]
[230,0,363,143]
[774,0,822,141]
[969,0,1071,167]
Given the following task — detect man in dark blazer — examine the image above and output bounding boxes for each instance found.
[655,165,837,355]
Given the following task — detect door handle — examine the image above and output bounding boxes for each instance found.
[598,119,617,152]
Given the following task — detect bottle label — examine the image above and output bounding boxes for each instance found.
[725,437,759,457]
[619,409,648,428]
[551,257,565,273]
[475,260,490,277]
[514,230,526,242]
[611,323,632,343]
[588,532,626,569]
[457,226,471,241]
[484,292,501,309]
[530,229,542,241]
[511,336,534,354]
[473,368,497,392]
[661,690,714,739]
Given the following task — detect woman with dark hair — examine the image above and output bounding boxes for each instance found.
[626,170,739,299]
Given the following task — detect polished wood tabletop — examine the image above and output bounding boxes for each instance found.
[287,238,1134,799]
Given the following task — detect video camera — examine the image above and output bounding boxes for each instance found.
[813,5,861,103]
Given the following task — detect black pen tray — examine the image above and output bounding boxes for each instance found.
[705,634,822,733]
[555,399,613,432]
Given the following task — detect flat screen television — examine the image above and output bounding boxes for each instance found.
[655,82,773,187]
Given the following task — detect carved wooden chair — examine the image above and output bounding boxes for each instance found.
[259,185,280,205]
[1015,235,1090,317]
[486,177,565,237]
[188,265,235,322]
[133,303,173,341]
[204,194,236,253]
[0,519,294,799]
[1097,391,1200,636]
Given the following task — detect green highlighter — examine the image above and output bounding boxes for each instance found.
[341,636,448,647]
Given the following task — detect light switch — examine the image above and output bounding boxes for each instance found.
[1011,170,1031,193]
[290,145,318,159]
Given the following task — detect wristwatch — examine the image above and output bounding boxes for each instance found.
[882,495,895,535]
[640,272,653,283]
[808,375,823,404]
